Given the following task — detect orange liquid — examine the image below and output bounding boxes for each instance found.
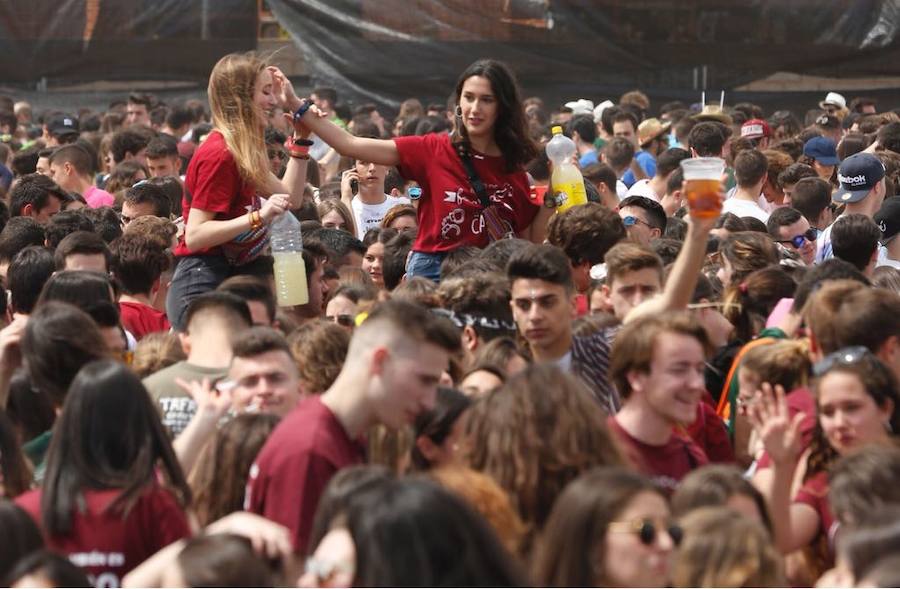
[685,179,722,219]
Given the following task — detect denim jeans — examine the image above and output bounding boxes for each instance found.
[166,254,272,331]
[406,251,446,283]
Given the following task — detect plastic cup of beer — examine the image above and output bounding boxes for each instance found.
[680,157,725,219]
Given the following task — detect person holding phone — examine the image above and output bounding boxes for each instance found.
[299,59,553,281]
[339,140,410,240]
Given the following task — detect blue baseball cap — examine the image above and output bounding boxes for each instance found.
[803,136,840,166]
[833,153,886,204]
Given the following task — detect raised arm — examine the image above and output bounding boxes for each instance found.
[624,208,717,324]
[294,102,400,167]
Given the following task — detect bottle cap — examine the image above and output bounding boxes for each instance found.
[551,125,563,135]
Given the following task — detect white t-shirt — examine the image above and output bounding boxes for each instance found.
[616,179,628,201]
[351,194,411,239]
[625,179,659,201]
[721,197,769,223]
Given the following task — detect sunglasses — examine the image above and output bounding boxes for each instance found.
[622,215,654,229]
[776,228,817,249]
[813,346,874,377]
[608,517,683,547]
[326,314,355,327]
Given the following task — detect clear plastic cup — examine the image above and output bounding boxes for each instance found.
[680,157,726,219]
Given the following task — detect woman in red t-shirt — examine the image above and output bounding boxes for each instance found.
[166,52,313,329]
[750,347,900,577]
[297,59,553,281]
[16,360,192,587]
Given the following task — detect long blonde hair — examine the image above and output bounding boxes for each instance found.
[208,52,272,192]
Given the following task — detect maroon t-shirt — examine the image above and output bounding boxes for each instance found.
[795,470,836,544]
[685,396,735,464]
[16,486,190,587]
[608,416,709,494]
[174,130,267,263]
[245,396,365,553]
[756,387,818,470]
[393,133,539,252]
[118,301,170,341]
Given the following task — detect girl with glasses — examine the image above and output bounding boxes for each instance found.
[533,466,679,587]
[749,347,900,580]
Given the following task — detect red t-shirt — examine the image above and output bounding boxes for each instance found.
[685,393,735,464]
[393,133,539,252]
[174,130,267,263]
[245,396,365,553]
[756,387,818,470]
[608,416,709,495]
[118,301,170,341]
[795,470,837,558]
[16,486,190,587]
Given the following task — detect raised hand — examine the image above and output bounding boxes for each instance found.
[747,382,805,466]
[175,376,232,422]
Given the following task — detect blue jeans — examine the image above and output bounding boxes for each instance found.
[406,251,446,282]
[166,254,272,331]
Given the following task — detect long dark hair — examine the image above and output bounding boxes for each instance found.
[40,360,190,536]
[410,387,472,471]
[0,500,44,584]
[22,302,110,408]
[533,467,660,587]
[453,59,538,171]
[346,478,527,586]
[0,411,31,498]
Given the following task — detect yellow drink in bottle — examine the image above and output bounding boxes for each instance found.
[273,251,309,307]
[546,126,587,212]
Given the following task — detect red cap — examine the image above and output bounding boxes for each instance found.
[741,119,771,140]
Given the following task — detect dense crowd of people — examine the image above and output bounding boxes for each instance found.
[2,50,900,587]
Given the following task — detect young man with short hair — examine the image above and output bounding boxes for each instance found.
[340,147,409,239]
[6,246,55,319]
[126,92,154,127]
[582,163,620,210]
[566,114,599,168]
[688,122,727,158]
[111,233,171,339]
[42,113,80,147]
[227,326,303,418]
[760,149,794,209]
[217,275,277,327]
[608,313,711,493]
[54,230,111,272]
[121,182,172,225]
[599,242,665,322]
[145,134,182,178]
[9,173,68,224]
[110,127,153,168]
[614,111,654,186]
[790,176,834,233]
[618,195,666,247]
[875,196,900,269]
[143,292,252,436]
[48,144,114,208]
[721,149,770,222]
[778,162,818,205]
[817,153,886,262]
[626,147,690,202]
[246,300,459,552]
[831,213,881,277]
[602,137,636,199]
[767,206,816,265]
[0,218,45,279]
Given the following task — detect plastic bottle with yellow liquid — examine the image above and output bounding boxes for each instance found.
[268,201,309,307]
[546,125,587,212]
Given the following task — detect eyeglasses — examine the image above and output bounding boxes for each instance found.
[622,215,654,229]
[326,314,355,327]
[608,517,683,547]
[776,228,817,249]
[813,346,874,377]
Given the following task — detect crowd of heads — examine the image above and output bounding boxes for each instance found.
[2,67,900,588]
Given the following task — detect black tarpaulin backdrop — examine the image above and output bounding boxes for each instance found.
[0,0,257,84]
[266,0,900,111]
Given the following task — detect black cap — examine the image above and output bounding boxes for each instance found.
[834,153,885,204]
[46,114,80,138]
[874,195,900,246]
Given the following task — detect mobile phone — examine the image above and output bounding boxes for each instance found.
[350,178,358,193]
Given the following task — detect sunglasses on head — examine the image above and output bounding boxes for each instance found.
[813,346,874,377]
[622,215,653,229]
[608,517,683,547]
[776,228,817,249]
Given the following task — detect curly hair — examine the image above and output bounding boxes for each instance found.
[546,203,626,266]
[287,320,350,394]
[464,364,625,535]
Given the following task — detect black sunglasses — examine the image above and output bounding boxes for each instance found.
[776,228,817,249]
[608,518,683,547]
[813,346,873,377]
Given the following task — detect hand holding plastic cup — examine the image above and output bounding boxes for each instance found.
[680,157,726,219]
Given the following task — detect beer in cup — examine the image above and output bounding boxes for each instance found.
[680,157,725,219]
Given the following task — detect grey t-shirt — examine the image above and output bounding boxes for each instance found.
[143,361,228,437]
